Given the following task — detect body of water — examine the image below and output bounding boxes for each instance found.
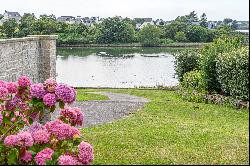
[56,47,183,88]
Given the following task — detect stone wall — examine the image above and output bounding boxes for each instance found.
[0,35,57,83]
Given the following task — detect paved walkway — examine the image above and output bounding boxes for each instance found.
[52,92,150,128]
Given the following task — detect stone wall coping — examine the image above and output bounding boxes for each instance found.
[27,35,58,40]
[0,35,58,44]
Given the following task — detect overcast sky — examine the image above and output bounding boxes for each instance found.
[0,0,249,21]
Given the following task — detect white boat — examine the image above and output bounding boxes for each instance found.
[97,52,109,56]
[141,54,159,57]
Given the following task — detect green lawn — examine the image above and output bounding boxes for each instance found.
[78,89,249,165]
[77,89,109,101]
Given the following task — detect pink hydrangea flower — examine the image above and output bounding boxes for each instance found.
[35,148,54,165]
[4,135,18,147]
[20,150,33,162]
[78,141,94,165]
[43,93,57,107]
[0,80,7,88]
[16,131,34,147]
[58,155,79,165]
[18,76,31,88]
[44,78,57,93]
[30,83,46,99]
[6,82,18,94]
[44,119,80,140]
[0,87,8,100]
[32,129,50,144]
[55,84,76,104]
[60,107,84,126]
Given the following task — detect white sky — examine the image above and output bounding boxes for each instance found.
[0,0,249,21]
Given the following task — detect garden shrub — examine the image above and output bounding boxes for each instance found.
[174,49,200,81]
[160,38,175,44]
[0,76,94,165]
[181,70,206,92]
[179,70,207,103]
[174,31,187,42]
[199,37,241,92]
[216,46,249,100]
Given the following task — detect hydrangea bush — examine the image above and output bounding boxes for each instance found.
[0,76,94,165]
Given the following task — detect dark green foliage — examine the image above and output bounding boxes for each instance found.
[186,25,213,42]
[216,46,249,100]
[174,50,200,81]
[199,37,241,92]
[138,24,162,46]
[174,31,187,42]
[96,17,135,44]
[1,19,18,38]
[200,13,208,28]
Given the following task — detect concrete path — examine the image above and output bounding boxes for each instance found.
[52,92,150,128]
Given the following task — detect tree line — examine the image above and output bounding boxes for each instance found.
[0,11,243,46]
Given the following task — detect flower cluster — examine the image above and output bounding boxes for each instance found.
[18,76,32,88]
[0,76,93,165]
[4,131,34,147]
[44,78,57,93]
[55,84,76,104]
[60,107,84,126]
[20,150,33,162]
[78,141,94,165]
[58,155,78,165]
[43,93,57,107]
[44,119,80,140]
[35,148,54,165]
[30,83,46,99]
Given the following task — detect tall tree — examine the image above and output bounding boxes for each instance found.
[139,24,162,46]
[223,18,233,25]
[18,13,36,36]
[96,17,135,44]
[186,11,198,22]
[2,19,18,38]
[200,13,208,28]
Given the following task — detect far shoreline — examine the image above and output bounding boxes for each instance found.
[57,42,210,48]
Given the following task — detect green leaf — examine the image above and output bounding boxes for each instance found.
[7,148,18,165]
[59,101,65,109]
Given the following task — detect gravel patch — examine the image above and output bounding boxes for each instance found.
[51,92,150,128]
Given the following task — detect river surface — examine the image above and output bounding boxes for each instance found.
[56,47,183,88]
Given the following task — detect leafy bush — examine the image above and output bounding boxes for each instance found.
[0,76,94,165]
[174,31,187,42]
[181,70,206,92]
[216,46,249,100]
[139,24,163,46]
[174,50,200,81]
[199,37,241,92]
[160,38,175,44]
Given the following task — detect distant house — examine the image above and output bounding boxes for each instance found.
[139,21,154,29]
[82,17,92,26]
[143,18,153,22]
[75,16,83,24]
[57,16,76,24]
[154,19,165,26]
[191,21,200,26]
[0,10,22,24]
[207,21,217,29]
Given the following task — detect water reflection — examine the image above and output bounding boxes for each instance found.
[56,47,182,88]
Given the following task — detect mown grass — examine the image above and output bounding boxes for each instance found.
[76,89,109,101]
[79,89,249,165]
